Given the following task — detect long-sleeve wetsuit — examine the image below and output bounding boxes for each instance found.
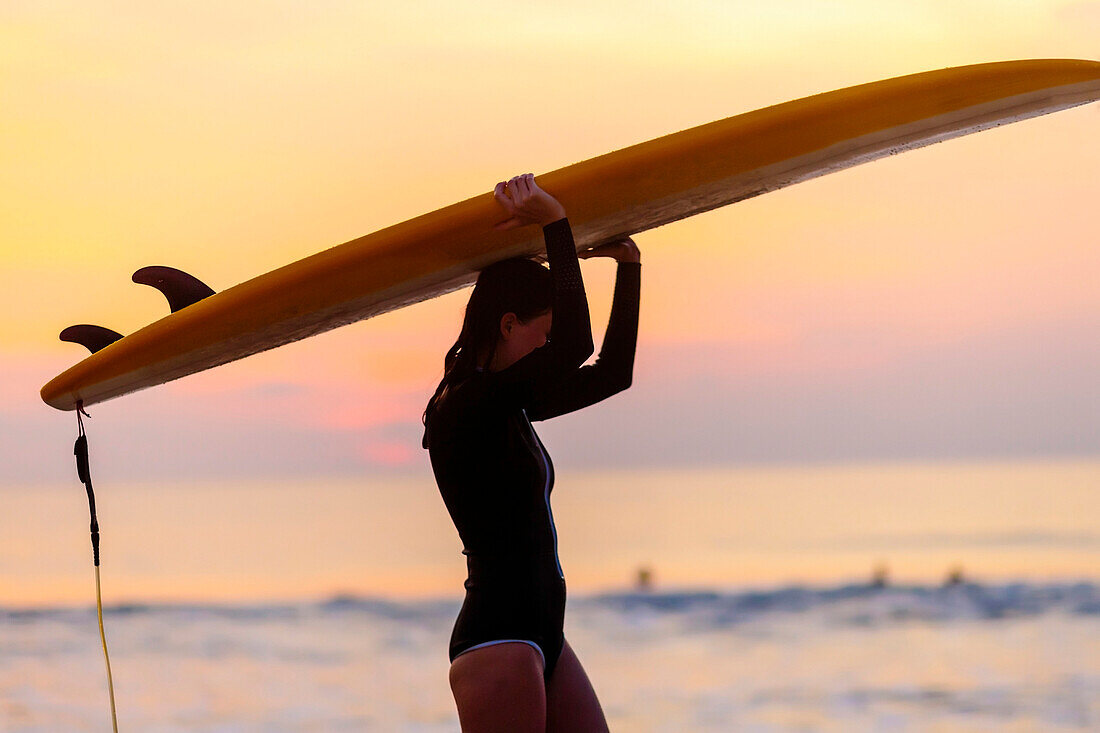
[425,217,641,678]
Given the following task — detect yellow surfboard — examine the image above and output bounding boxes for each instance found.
[42,59,1100,411]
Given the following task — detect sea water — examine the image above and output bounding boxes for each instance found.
[3,583,1099,731]
[3,460,1099,730]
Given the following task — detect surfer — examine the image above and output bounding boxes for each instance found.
[422,173,640,731]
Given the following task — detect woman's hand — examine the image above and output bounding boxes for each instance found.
[578,236,641,264]
[493,173,567,230]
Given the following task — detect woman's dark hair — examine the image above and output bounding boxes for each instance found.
[421,257,553,449]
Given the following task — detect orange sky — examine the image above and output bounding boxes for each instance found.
[2,1,1098,483]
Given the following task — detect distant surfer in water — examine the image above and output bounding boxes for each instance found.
[422,173,641,731]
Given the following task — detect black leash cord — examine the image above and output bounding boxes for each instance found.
[75,405,99,566]
[75,402,119,732]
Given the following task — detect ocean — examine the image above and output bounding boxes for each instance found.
[3,459,1099,730]
[4,583,1100,731]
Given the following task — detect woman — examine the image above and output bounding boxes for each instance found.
[422,173,641,731]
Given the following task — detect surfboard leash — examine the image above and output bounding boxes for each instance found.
[75,402,119,733]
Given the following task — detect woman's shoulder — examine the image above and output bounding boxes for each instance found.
[434,373,491,418]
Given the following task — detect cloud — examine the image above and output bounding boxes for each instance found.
[362,440,417,467]
[534,313,1100,469]
[8,302,1098,486]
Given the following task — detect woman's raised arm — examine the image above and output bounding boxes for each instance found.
[527,238,641,421]
[489,176,594,406]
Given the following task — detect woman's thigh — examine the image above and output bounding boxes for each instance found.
[449,641,546,732]
[545,638,609,733]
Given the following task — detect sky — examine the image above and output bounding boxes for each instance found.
[2,0,1098,489]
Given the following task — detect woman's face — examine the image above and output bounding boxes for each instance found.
[493,309,552,371]
[515,310,553,355]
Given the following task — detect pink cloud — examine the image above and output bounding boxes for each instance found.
[318,393,424,432]
[361,440,417,467]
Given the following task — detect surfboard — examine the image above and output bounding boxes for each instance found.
[42,59,1100,411]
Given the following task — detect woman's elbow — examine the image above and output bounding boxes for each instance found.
[581,337,595,363]
[566,337,594,368]
[613,370,633,394]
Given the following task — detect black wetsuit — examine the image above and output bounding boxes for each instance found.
[425,218,641,678]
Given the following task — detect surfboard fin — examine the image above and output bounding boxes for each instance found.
[60,325,124,354]
[132,266,215,313]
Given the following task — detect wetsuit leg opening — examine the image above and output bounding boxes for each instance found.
[452,639,547,671]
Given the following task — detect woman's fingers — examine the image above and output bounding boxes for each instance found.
[519,174,535,201]
[578,243,610,259]
[577,237,641,260]
[493,181,521,230]
[512,175,528,202]
[493,173,565,228]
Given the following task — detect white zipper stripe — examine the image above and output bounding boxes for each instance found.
[522,409,564,579]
